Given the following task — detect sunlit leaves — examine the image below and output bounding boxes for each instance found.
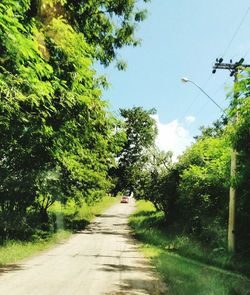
[113,107,157,194]
[64,0,149,65]
[0,0,123,220]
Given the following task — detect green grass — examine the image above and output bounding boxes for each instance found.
[0,195,118,266]
[75,195,119,220]
[49,195,119,231]
[0,230,71,266]
[129,200,250,295]
[50,196,117,218]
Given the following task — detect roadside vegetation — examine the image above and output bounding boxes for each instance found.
[121,72,250,283]
[0,231,71,266]
[0,0,149,247]
[1,0,250,291]
[0,196,118,266]
[129,201,250,295]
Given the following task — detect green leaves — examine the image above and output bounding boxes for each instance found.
[178,136,231,215]
[0,0,124,232]
[113,107,157,194]
[64,0,150,65]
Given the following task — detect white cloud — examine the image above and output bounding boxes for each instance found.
[151,115,194,160]
[185,116,196,124]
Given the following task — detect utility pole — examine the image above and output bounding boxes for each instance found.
[213,58,250,253]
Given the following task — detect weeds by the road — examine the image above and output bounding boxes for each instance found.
[49,195,119,231]
[0,196,118,266]
[0,230,71,266]
[129,200,250,295]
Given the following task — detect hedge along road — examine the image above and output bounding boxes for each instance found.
[0,198,166,295]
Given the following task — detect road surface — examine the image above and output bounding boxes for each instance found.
[0,198,166,295]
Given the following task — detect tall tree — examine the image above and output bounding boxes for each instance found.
[113,107,157,194]
[1,0,143,236]
[132,147,177,220]
[27,0,150,67]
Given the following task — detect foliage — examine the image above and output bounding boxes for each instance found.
[0,230,71,266]
[194,118,228,141]
[63,0,150,66]
[132,69,250,257]
[132,148,178,221]
[113,107,157,194]
[178,136,231,229]
[129,200,250,295]
[0,0,147,240]
[26,0,150,67]
[0,195,117,265]
[132,119,233,247]
[227,69,250,250]
[49,195,118,232]
[126,126,231,231]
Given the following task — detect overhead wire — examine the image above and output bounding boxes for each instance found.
[189,4,250,124]
[243,47,250,59]
[193,84,223,116]
[194,78,231,122]
[180,4,250,126]
[221,4,250,58]
[209,3,250,105]
[180,73,213,119]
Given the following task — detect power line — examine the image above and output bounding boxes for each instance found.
[181,74,213,119]
[181,75,229,123]
[195,57,250,122]
[222,5,250,58]
[182,5,250,122]
[243,47,250,59]
[193,82,227,122]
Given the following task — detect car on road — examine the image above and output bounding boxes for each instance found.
[121,196,129,203]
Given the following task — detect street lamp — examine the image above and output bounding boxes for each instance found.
[181,77,227,115]
[181,76,236,254]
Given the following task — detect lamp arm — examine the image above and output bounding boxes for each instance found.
[188,80,227,116]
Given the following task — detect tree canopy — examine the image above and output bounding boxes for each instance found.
[113,107,157,195]
[0,0,150,238]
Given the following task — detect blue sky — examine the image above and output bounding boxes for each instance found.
[99,0,250,157]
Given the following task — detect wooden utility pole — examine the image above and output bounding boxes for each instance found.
[213,58,250,253]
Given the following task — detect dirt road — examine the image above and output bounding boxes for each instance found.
[0,198,166,295]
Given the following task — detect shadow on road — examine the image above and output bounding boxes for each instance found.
[0,264,24,276]
[106,278,167,295]
[99,262,152,273]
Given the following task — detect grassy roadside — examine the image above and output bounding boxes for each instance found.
[0,196,118,266]
[49,195,119,231]
[0,230,71,266]
[129,200,250,295]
